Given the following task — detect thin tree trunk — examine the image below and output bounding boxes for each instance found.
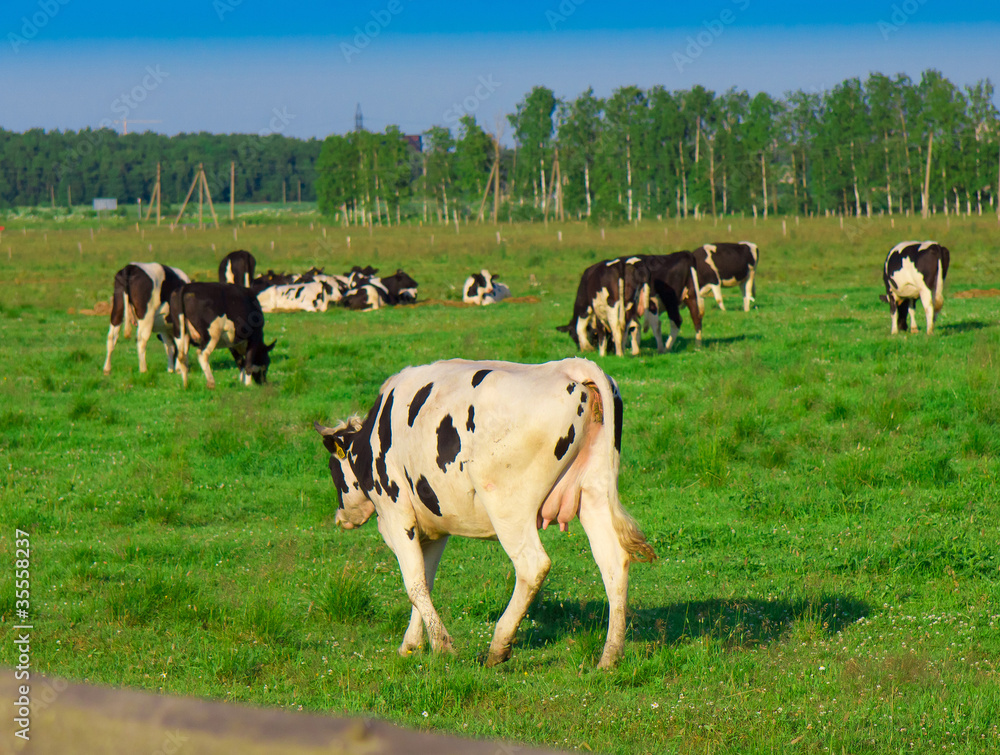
[584,163,592,218]
[626,136,633,222]
[922,131,933,219]
[760,151,768,219]
[679,140,688,218]
[849,141,861,216]
[708,136,717,217]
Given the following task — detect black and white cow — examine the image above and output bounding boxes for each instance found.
[880,240,950,335]
[381,269,419,304]
[463,269,509,305]
[218,250,257,289]
[632,253,704,353]
[251,270,296,295]
[257,281,335,313]
[557,258,647,356]
[315,358,655,668]
[693,242,759,312]
[169,282,274,388]
[341,281,390,311]
[103,262,191,376]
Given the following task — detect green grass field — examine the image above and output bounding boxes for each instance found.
[1,213,999,753]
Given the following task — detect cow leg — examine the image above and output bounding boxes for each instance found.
[627,319,641,356]
[196,334,221,389]
[103,324,121,375]
[741,272,755,312]
[919,288,935,334]
[400,536,450,654]
[486,523,551,667]
[160,333,178,373]
[686,297,703,346]
[135,315,155,373]
[711,284,725,311]
[378,513,454,655]
[577,492,632,669]
[643,311,664,353]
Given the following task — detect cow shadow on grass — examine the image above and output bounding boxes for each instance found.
[519,593,872,654]
[939,320,992,334]
[646,333,761,353]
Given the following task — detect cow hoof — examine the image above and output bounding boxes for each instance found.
[485,646,511,667]
[206,381,216,390]
[103,367,111,376]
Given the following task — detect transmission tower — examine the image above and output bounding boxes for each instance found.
[355,103,364,132]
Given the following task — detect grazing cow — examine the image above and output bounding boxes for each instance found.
[257,281,335,313]
[381,269,419,304]
[218,250,257,289]
[880,240,950,335]
[103,262,191,376]
[315,358,655,668]
[169,282,274,388]
[632,253,704,353]
[557,258,647,356]
[693,242,759,312]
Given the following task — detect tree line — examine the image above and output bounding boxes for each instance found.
[318,69,1000,225]
[4,69,998,224]
[0,129,322,210]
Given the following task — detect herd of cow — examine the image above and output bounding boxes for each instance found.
[99,237,953,668]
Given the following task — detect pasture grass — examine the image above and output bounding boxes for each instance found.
[1,213,999,753]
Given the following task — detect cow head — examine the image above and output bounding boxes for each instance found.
[241,339,276,385]
[314,419,377,529]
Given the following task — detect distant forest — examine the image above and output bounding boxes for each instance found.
[4,69,998,223]
[0,130,323,210]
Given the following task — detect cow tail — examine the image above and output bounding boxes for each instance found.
[585,368,657,564]
[934,257,945,310]
[690,266,704,317]
[121,292,134,338]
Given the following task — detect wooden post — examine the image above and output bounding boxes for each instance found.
[476,161,498,222]
[174,168,203,227]
[198,163,205,229]
[230,161,235,221]
[200,167,220,229]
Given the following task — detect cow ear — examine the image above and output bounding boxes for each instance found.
[266,339,277,352]
[315,421,347,457]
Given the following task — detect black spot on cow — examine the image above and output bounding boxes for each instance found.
[554,425,576,460]
[566,382,576,394]
[416,475,442,516]
[351,394,383,494]
[328,456,349,508]
[406,526,415,541]
[466,405,475,432]
[436,414,461,472]
[472,369,491,388]
[375,390,400,502]
[613,391,623,453]
[404,468,415,494]
[408,382,433,427]
[577,403,585,417]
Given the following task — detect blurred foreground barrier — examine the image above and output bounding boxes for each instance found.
[1,668,569,755]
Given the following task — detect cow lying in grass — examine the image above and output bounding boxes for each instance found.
[315,358,655,668]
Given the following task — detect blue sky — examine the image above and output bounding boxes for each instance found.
[2,0,998,140]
